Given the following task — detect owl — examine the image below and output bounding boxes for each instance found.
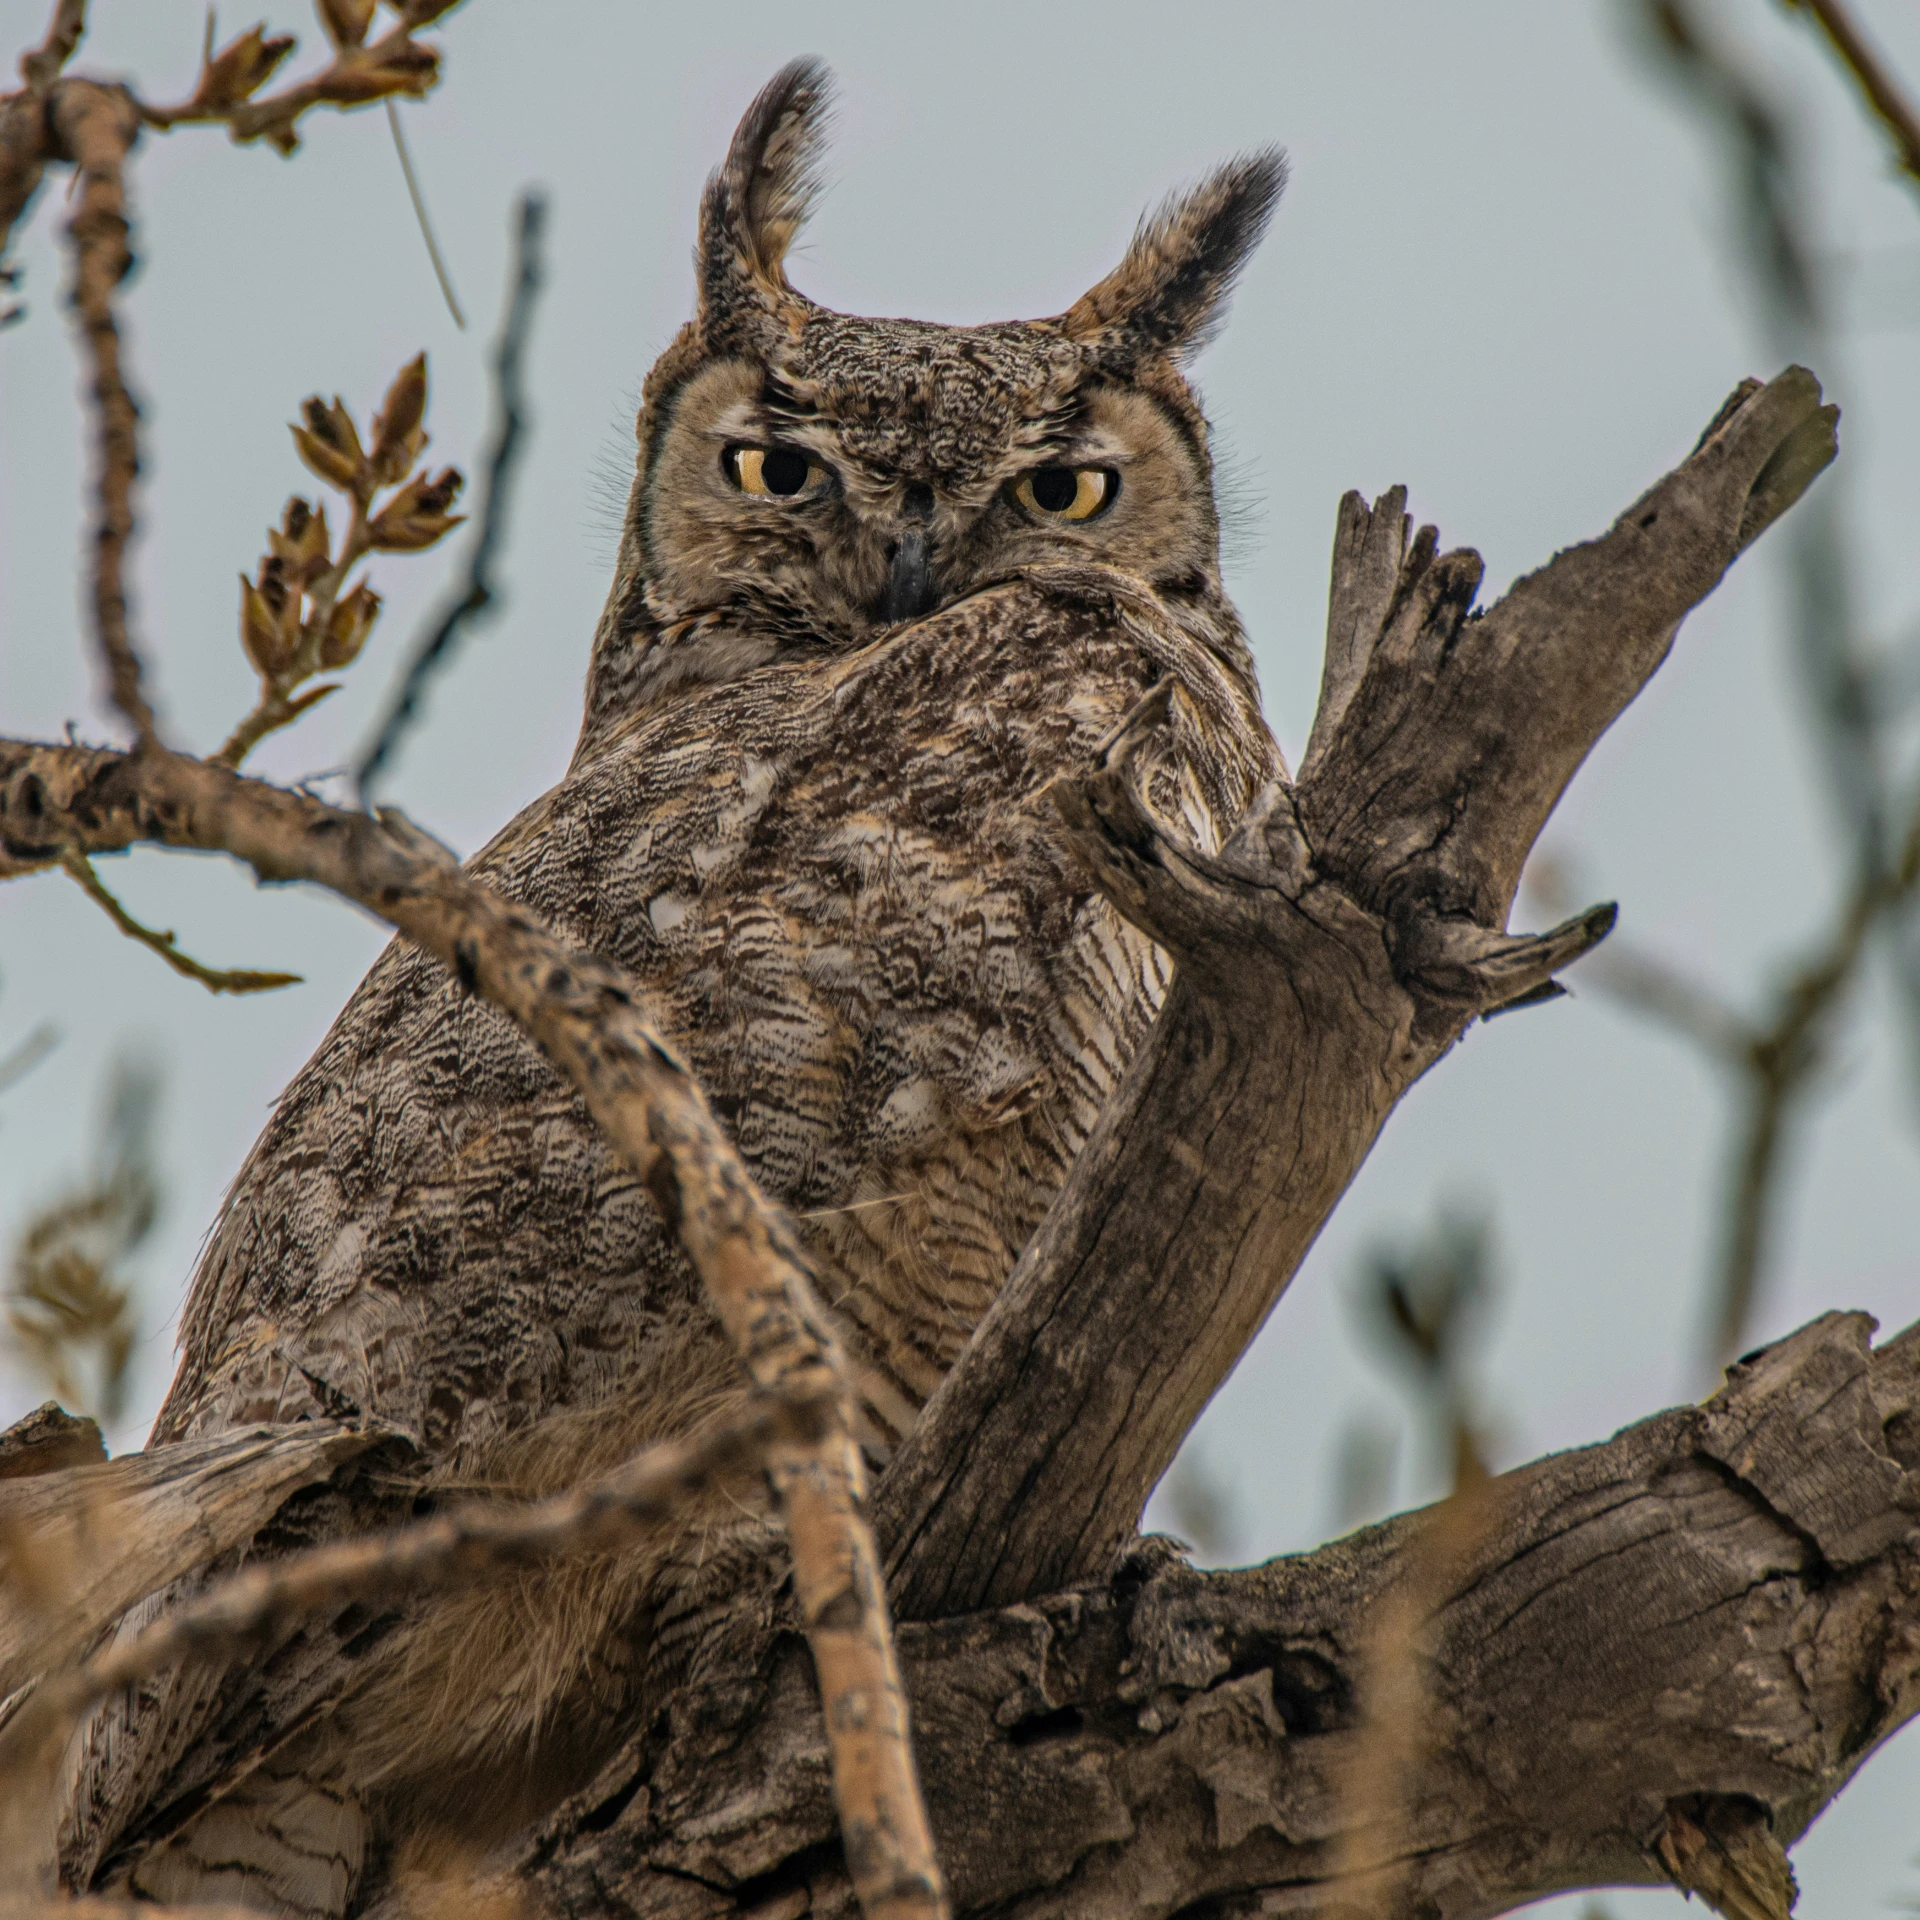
[56,61,1287,1916]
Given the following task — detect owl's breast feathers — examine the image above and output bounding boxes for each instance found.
[160,574,1278,1461]
[58,573,1278,1894]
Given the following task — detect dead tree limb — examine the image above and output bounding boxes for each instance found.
[478,1309,1920,1920]
[877,365,1840,1621]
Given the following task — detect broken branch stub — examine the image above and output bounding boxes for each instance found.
[876,366,1838,1621]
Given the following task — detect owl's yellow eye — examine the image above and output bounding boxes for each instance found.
[1013,466,1115,522]
[728,445,826,499]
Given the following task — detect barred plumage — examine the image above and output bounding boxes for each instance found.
[59,60,1287,1914]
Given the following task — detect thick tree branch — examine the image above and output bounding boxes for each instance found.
[493,1309,1920,1920]
[875,367,1840,1622]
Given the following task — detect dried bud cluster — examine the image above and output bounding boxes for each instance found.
[145,2,461,154]
[219,353,463,769]
[188,26,297,117]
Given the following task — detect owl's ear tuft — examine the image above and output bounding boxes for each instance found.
[698,58,834,350]
[1062,150,1287,367]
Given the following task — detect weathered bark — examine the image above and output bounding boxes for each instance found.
[478,1310,1920,1920]
[878,367,1840,1620]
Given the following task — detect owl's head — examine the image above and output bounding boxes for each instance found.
[589,60,1283,724]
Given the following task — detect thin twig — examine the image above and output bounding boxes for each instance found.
[357,191,545,796]
[1788,0,1920,196]
[0,738,949,1920]
[0,1024,57,1095]
[1707,779,1920,1359]
[50,82,155,745]
[385,97,464,327]
[61,850,300,994]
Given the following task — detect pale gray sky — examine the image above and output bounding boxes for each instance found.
[3,3,1918,1910]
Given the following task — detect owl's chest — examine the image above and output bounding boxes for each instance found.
[502,615,1192,1213]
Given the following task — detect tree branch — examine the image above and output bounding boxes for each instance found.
[50,78,153,743]
[60,849,301,993]
[0,742,946,1920]
[1787,0,1920,196]
[875,366,1840,1623]
[489,1309,1920,1920]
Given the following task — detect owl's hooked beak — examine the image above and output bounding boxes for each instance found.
[881,528,939,625]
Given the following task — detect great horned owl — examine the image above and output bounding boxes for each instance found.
[57,61,1287,1915]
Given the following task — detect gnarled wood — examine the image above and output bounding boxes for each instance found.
[489,1310,1920,1920]
[877,367,1839,1621]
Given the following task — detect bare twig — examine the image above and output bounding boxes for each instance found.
[50,81,153,744]
[358,191,546,796]
[1534,785,1920,1368]
[61,849,301,993]
[0,739,948,1920]
[1709,782,1920,1358]
[1785,0,1920,196]
[1579,944,1756,1065]
[0,1023,57,1096]
[385,98,464,327]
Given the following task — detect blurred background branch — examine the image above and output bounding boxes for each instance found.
[1514,0,1920,1372]
[1782,0,1920,195]
[357,188,547,797]
[5,1055,158,1426]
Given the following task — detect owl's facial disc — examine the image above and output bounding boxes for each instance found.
[638,355,1221,644]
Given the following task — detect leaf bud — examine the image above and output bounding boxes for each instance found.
[240,569,298,679]
[197,25,296,112]
[316,0,378,48]
[291,395,367,494]
[367,465,466,550]
[313,38,438,105]
[267,496,332,584]
[321,580,383,669]
[369,353,429,486]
